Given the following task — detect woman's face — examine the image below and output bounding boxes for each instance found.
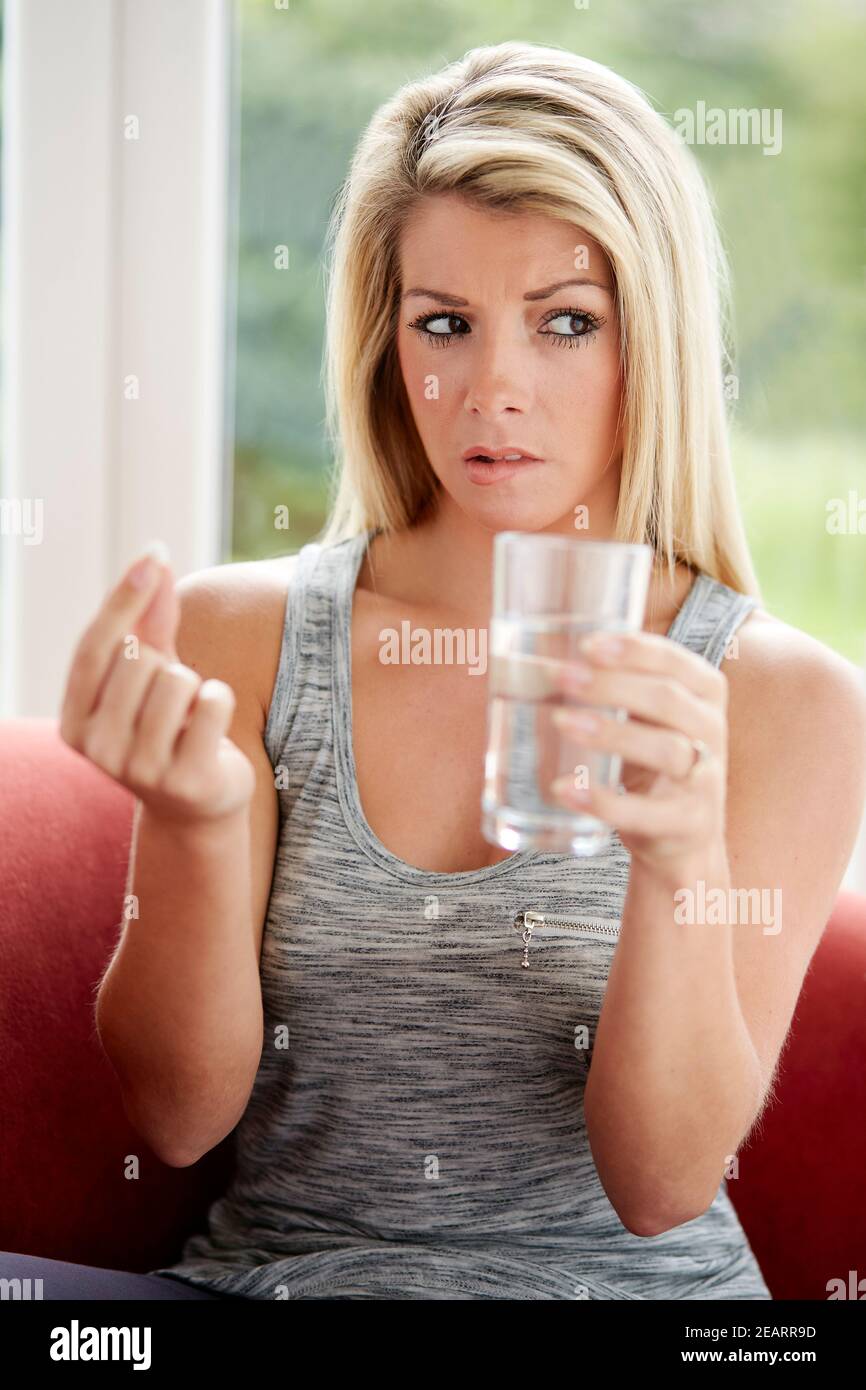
[396,192,623,535]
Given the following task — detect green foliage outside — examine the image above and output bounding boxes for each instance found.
[231,0,866,664]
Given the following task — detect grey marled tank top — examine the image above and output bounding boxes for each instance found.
[151,526,772,1301]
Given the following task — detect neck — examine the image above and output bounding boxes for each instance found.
[371,479,623,627]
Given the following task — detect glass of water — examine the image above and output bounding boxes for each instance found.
[481,532,653,856]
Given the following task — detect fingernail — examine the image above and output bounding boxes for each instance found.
[579,632,623,659]
[554,708,599,735]
[551,776,590,801]
[142,538,170,565]
[128,540,169,589]
[559,660,592,687]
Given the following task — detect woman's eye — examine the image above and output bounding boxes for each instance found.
[408,312,469,345]
[541,311,603,340]
[408,308,604,348]
[422,314,460,334]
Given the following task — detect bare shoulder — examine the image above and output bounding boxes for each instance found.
[723,604,866,837]
[173,553,300,731]
[706,606,866,1140]
[725,605,866,731]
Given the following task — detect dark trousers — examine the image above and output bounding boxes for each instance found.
[0,1250,241,1300]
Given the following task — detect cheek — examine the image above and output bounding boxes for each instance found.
[398,327,428,398]
[541,340,621,419]
[398,330,458,417]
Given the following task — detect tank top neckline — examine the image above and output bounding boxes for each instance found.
[330,526,711,887]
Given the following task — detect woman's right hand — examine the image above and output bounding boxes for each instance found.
[59,544,256,825]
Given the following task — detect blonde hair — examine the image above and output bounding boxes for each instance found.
[317,39,760,597]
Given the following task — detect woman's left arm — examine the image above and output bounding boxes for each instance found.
[552,616,866,1237]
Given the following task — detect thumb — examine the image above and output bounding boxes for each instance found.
[133,558,180,661]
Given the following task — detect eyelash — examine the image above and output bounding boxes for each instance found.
[407,306,606,350]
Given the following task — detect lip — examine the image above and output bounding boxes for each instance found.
[462,455,545,486]
[462,445,543,462]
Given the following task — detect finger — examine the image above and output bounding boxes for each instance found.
[550,776,690,838]
[169,679,237,782]
[60,545,171,745]
[91,564,179,717]
[123,662,203,788]
[553,707,702,779]
[133,563,181,661]
[78,643,165,779]
[88,566,180,716]
[556,666,722,745]
[572,629,727,705]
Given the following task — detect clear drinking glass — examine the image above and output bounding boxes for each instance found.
[481,532,653,856]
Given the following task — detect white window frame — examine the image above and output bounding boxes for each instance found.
[1,0,236,717]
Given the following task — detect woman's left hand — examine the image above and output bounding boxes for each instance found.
[550,629,730,877]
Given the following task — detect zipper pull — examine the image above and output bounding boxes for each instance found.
[513,910,541,969]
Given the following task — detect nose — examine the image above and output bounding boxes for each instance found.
[462,334,532,417]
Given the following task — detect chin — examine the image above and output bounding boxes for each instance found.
[459,495,571,536]
[429,463,576,534]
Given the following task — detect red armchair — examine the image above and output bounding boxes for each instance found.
[0,718,235,1277]
[1,718,864,1299]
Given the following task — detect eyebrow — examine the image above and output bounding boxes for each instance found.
[401,278,613,306]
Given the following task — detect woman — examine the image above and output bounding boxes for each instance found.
[8,40,865,1301]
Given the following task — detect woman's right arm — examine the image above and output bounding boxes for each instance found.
[60,547,291,1167]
